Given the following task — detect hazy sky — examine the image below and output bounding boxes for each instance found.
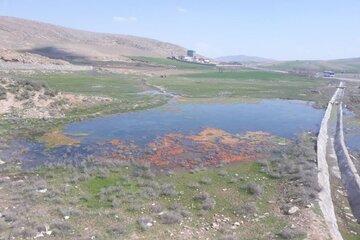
[1,0,360,60]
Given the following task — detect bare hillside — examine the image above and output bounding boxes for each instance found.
[0,16,186,62]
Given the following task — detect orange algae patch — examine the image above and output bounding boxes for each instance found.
[107,139,138,161]
[143,128,280,168]
[146,134,188,167]
[104,128,284,169]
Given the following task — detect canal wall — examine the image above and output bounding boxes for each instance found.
[317,83,343,240]
[334,103,360,222]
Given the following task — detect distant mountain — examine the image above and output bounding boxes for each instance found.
[0,16,186,62]
[215,55,273,63]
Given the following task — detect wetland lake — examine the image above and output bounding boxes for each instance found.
[7,99,325,168]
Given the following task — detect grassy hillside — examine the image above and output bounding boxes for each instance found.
[267,58,360,73]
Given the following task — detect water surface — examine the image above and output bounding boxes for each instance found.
[64,99,324,145]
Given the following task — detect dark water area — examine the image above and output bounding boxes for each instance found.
[3,99,325,169]
[64,99,324,145]
[344,109,360,153]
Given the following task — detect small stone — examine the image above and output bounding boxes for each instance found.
[287,206,299,215]
[64,216,70,220]
[211,222,219,229]
[233,222,240,226]
[0,159,5,165]
[35,232,44,238]
[36,188,47,193]
[350,230,357,235]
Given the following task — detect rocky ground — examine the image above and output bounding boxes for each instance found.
[0,77,111,119]
[0,49,69,65]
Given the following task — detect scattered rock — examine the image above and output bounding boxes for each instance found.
[35,232,44,238]
[36,188,47,193]
[306,203,313,208]
[287,206,299,215]
[211,222,219,229]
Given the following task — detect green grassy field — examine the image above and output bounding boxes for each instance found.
[29,72,141,99]
[130,56,216,70]
[148,70,328,100]
[267,58,360,73]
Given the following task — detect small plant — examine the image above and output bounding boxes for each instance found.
[234,202,257,217]
[201,197,215,210]
[137,216,153,231]
[278,227,306,239]
[218,170,228,176]
[187,182,200,189]
[246,182,263,196]
[199,177,212,185]
[218,235,239,240]
[160,183,177,196]
[50,221,72,237]
[0,86,7,100]
[160,211,182,224]
[193,191,210,201]
[111,197,120,208]
[107,224,126,236]
[193,191,215,211]
[228,177,238,184]
[168,203,191,217]
[96,168,110,179]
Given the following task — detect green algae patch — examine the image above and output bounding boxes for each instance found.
[39,129,80,148]
[65,132,90,137]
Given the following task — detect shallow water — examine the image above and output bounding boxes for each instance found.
[4,99,325,169]
[64,99,324,145]
[344,109,360,152]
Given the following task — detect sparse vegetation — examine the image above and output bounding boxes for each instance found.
[246,182,263,196]
[0,85,6,99]
[278,227,306,239]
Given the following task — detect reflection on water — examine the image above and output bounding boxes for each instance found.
[64,99,323,145]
